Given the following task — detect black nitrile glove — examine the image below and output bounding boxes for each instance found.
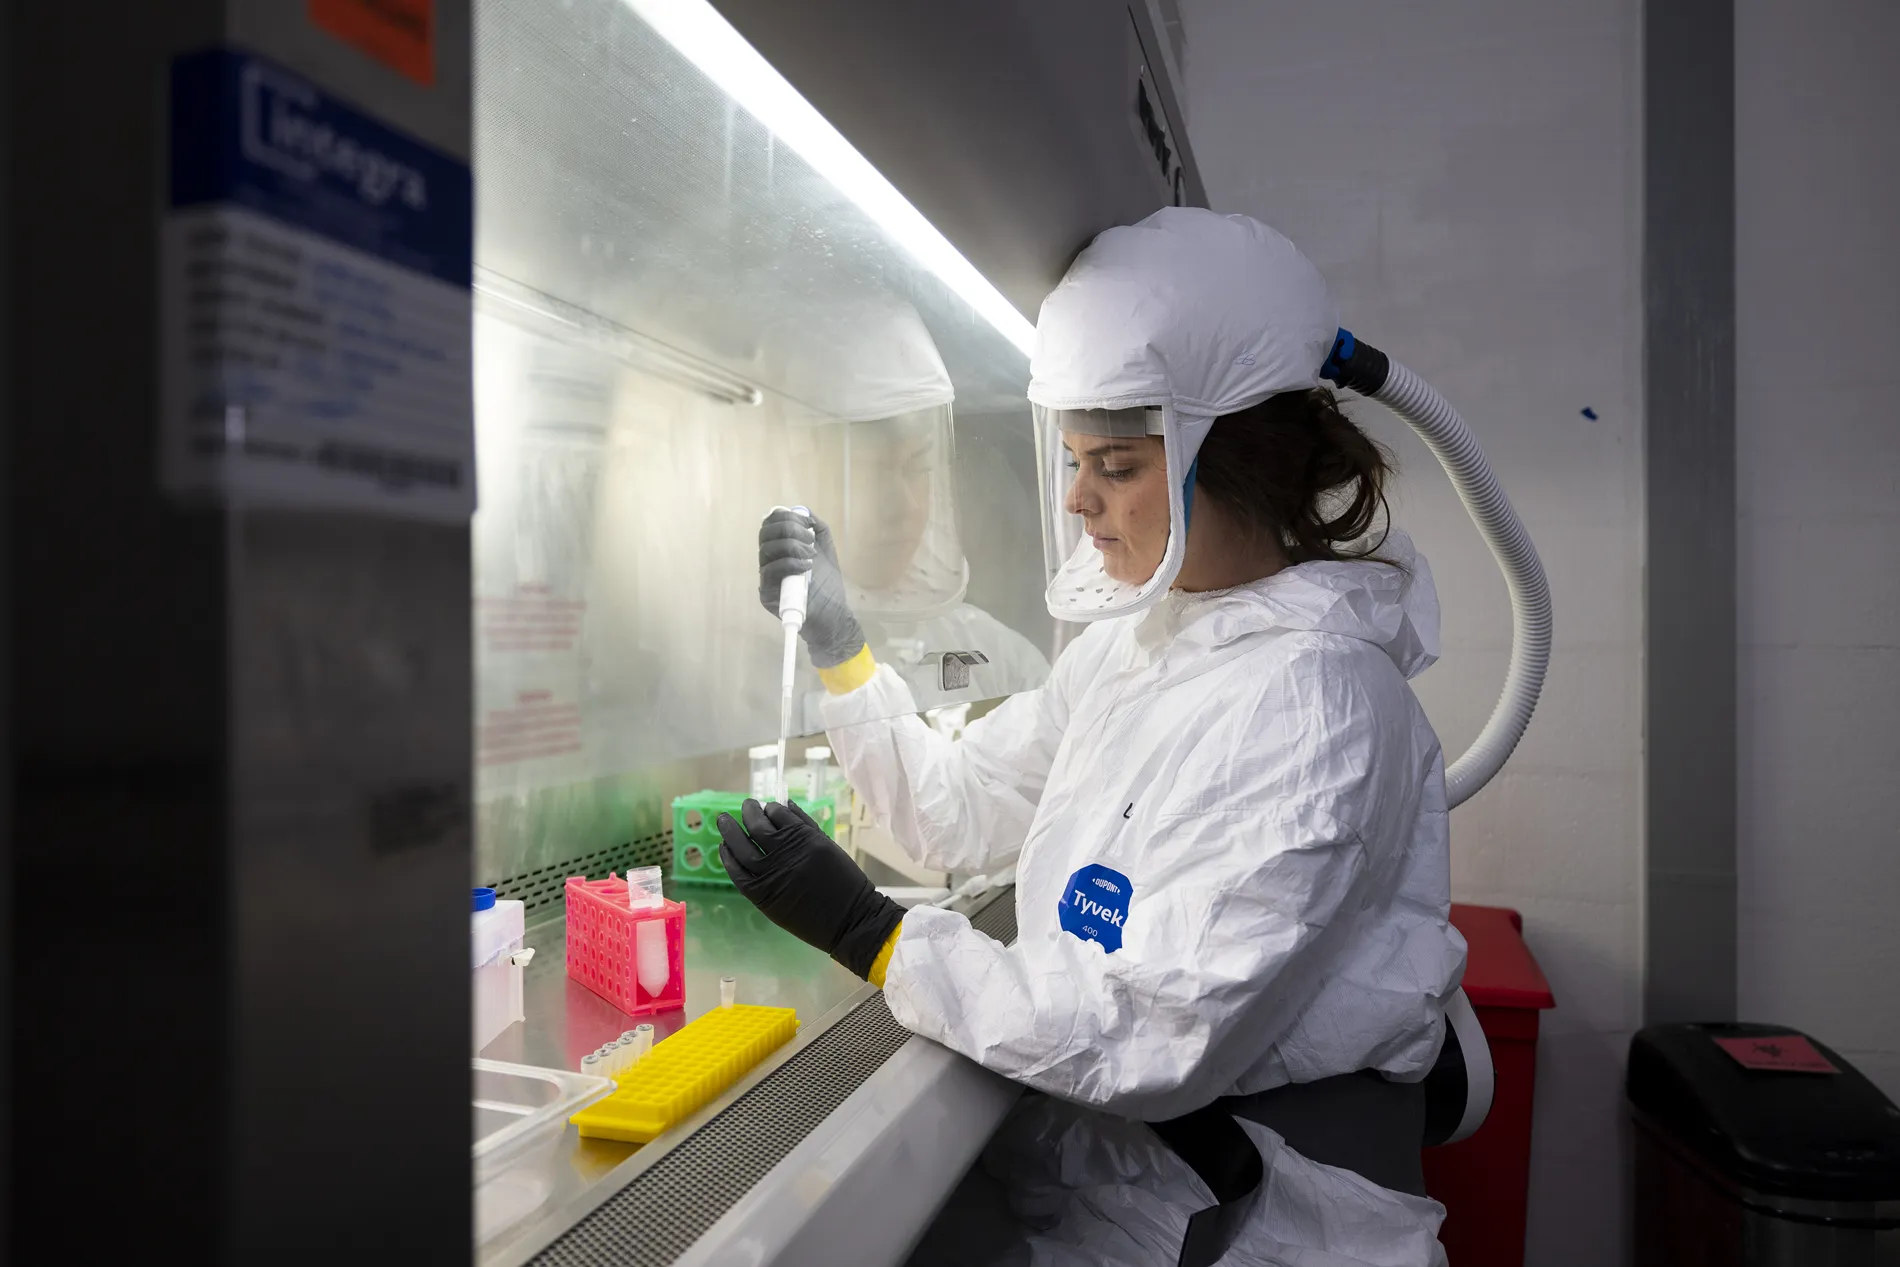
[759,508,867,669]
[716,798,903,979]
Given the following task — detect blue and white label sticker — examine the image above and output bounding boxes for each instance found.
[160,47,474,520]
[1058,864,1133,954]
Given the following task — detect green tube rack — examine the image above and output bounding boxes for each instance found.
[670,790,836,887]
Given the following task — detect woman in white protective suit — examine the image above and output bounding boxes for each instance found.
[716,208,1467,1267]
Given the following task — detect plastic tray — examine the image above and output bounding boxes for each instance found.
[474,1059,613,1243]
[474,1058,614,1186]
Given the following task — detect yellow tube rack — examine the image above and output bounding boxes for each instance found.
[570,1004,799,1143]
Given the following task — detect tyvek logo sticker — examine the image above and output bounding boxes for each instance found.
[1058,864,1133,954]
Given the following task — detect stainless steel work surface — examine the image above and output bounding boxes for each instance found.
[478,884,1020,1265]
[477,885,864,1263]
[482,886,863,1071]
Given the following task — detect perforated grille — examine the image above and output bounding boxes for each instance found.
[530,993,915,1266]
[528,886,1017,1266]
[485,832,672,918]
[968,888,1018,944]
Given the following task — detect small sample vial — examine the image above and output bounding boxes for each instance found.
[580,1051,602,1077]
[719,975,738,1009]
[632,1023,654,1062]
[626,865,665,912]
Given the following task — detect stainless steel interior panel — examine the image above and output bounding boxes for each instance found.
[708,0,1206,317]
[472,0,1056,884]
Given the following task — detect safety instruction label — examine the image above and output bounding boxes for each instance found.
[161,48,473,520]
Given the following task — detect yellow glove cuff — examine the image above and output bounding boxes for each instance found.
[816,643,877,695]
[867,919,903,988]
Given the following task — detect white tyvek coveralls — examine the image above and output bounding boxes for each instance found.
[829,207,1466,1263]
[823,531,1465,1265]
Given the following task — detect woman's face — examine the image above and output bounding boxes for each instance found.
[1061,433,1170,584]
[794,416,936,589]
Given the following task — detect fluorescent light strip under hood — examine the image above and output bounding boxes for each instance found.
[624,0,1039,358]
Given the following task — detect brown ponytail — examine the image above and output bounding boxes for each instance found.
[1192,388,1396,565]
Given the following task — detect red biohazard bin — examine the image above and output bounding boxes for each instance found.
[1422,903,1556,1267]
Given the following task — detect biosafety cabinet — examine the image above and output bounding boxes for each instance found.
[469,1,1202,1263]
[0,0,1197,1261]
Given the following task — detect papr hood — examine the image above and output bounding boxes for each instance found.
[1028,207,1339,418]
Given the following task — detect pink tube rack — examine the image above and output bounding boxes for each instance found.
[564,875,687,1016]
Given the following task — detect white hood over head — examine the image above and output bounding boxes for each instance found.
[1028,209,1341,622]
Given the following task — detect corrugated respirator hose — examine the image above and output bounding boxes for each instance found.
[1321,330,1552,808]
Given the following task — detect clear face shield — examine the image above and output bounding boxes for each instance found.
[786,403,969,620]
[1033,402,1215,622]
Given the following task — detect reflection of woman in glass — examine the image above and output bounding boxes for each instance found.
[775,297,1049,710]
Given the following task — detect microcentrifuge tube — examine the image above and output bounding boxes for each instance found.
[632,1023,654,1062]
[580,1051,602,1077]
[719,975,738,1009]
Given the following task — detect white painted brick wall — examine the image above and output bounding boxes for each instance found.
[1176,2,1643,1262]
[1736,0,1900,1103]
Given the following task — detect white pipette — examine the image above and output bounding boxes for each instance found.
[776,505,812,803]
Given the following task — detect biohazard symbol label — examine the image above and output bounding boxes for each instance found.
[1713,1034,1839,1074]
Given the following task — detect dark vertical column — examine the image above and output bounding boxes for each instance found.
[7,2,473,1256]
[9,3,231,1252]
[0,0,10,1245]
[1644,0,1737,1024]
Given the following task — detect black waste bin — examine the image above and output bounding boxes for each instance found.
[1629,1023,1900,1266]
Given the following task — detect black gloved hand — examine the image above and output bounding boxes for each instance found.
[716,798,903,980]
[759,508,867,669]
